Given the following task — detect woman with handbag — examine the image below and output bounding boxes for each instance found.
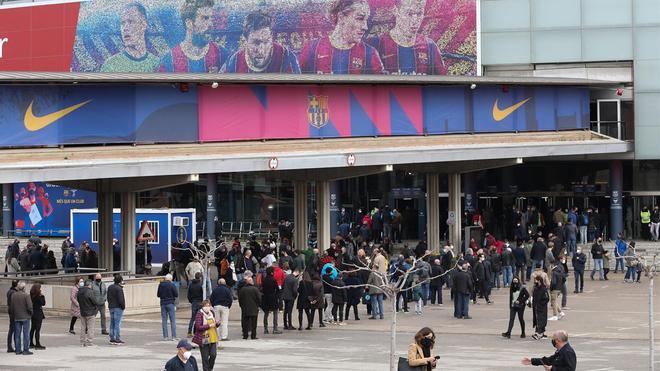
[502,276,529,339]
[531,275,550,340]
[193,300,221,371]
[403,327,438,370]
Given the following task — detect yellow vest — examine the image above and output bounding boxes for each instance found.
[641,211,651,224]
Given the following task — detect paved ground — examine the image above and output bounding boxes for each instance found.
[1,270,660,370]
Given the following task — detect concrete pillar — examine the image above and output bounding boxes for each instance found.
[206,174,217,240]
[463,172,476,213]
[97,192,114,271]
[120,192,136,274]
[610,160,623,240]
[329,181,341,237]
[316,180,331,251]
[3,183,12,236]
[448,173,462,250]
[293,181,308,251]
[426,174,440,251]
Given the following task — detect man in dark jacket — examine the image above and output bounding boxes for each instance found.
[29,246,46,273]
[186,273,203,338]
[164,339,199,371]
[452,263,473,319]
[590,238,605,281]
[77,279,99,347]
[513,241,528,281]
[281,269,300,330]
[9,281,32,355]
[6,280,18,352]
[530,237,547,269]
[107,275,126,344]
[157,274,179,340]
[238,275,262,340]
[210,278,233,340]
[474,255,493,304]
[522,329,577,371]
[571,248,587,293]
[429,259,444,305]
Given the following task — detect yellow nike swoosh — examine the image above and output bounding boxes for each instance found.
[492,97,531,122]
[24,100,92,132]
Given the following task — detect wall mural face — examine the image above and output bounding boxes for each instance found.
[68,0,477,75]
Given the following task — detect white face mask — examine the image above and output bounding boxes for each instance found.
[183,351,192,360]
[202,306,211,313]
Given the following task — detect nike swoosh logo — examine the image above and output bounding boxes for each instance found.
[318,55,329,59]
[24,100,92,131]
[492,98,531,122]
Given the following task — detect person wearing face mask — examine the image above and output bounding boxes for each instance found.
[77,279,100,347]
[531,275,550,340]
[571,248,586,293]
[502,276,530,339]
[107,275,126,345]
[590,238,605,281]
[522,329,577,370]
[406,327,438,370]
[165,339,199,371]
[193,300,221,371]
[69,276,84,335]
[92,273,108,336]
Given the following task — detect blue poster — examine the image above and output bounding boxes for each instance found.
[14,182,96,237]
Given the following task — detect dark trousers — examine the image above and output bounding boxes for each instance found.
[69,316,77,332]
[574,270,584,292]
[188,301,202,333]
[455,293,469,318]
[199,343,217,371]
[241,315,258,339]
[396,291,408,311]
[429,285,442,304]
[344,303,359,320]
[534,306,547,334]
[7,316,15,350]
[505,306,525,335]
[479,281,490,302]
[331,303,345,322]
[308,308,323,325]
[283,300,294,328]
[30,316,43,346]
[298,308,312,328]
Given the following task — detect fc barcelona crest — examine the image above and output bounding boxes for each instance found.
[352,57,363,69]
[418,52,428,65]
[308,95,329,128]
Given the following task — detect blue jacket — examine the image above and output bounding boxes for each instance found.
[209,284,233,308]
[572,253,587,271]
[513,246,527,267]
[157,281,178,306]
[614,239,627,256]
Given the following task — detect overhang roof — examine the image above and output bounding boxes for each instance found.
[0,72,623,86]
[0,130,632,184]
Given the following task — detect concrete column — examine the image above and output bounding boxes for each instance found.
[426,174,440,251]
[463,172,477,213]
[97,192,114,271]
[316,180,331,251]
[120,192,136,274]
[329,181,341,237]
[206,174,217,240]
[3,183,12,236]
[293,181,308,251]
[448,173,462,250]
[610,160,623,240]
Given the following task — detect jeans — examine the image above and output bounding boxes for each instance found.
[491,271,501,288]
[429,285,442,304]
[503,266,513,286]
[567,237,576,256]
[579,226,588,245]
[109,308,123,341]
[505,306,525,335]
[591,259,604,280]
[561,283,567,308]
[160,303,177,338]
[531,259,544,272]
[574,270,584,292]
[199,343,217,371]
[214,305,230,339]
[188,301,202,333]
[456,293,469,318]
[263,309,279,331]
[614,256,625,272]
[323,293,333,321]
[14,319,30,354]
[625,266,637,281]
[370,294,384,319]
[421,282,430,305]
[652,222,660,241]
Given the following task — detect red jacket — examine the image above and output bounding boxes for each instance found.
[273,267,285,288]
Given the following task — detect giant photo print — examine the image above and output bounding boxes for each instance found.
[71,0,477,75]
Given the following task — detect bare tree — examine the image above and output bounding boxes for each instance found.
[173,239,222,299]
[324,251,457,371]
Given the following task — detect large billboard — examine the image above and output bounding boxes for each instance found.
[199,85,590,141]
[0,0,477,75]
[14,182,96,237]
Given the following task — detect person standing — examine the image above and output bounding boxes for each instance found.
[367,267,385,320]
[261,266,281,334]
[92,273,108,335]
[6,280,18,353]
[192,300,220,371]
[625,242,639,283]
[158,274,179,340]
[69,277,83,335]
[502,276,529,339]
[571,248,586,293]
[640,206,651,240]
[331,273,347,325]
[502,245,514,287]
[10,281,33,355]
[602,249,611,281]
[297,272,314,330]
[164,339,199,371]
[187,272,204,338]
[407,327,438,370]
[474,254,492,304]
[29,283,46,349]
[522,330,577,370]
[531,275,549,340]
[429,259,444,305]
[613,234,627,273]
[77,279,99,347]
[107,275,126,345]
[282,269,300,330]
[590,238,605,280]
[238,275,261,340]
[548,264,565,321]
[452,263,473,319]
[209,278,232,341]
[651,205,660,241]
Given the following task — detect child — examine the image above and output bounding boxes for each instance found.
[413,277,423,315]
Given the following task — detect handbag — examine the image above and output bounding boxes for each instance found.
[397,357,425,371]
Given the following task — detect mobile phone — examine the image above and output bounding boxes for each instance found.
[434,356,440,360]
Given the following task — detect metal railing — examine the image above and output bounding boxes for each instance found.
[590,120,627,140]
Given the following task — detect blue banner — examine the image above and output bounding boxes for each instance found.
[14,182,96,237]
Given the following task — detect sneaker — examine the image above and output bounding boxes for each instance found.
[531,334,540,340]
[272,330,282,334]
[101,331,109,335]
[548,316,558,321]
[109,339,117,345]
[34,345,46,350]
[116,339,125,344]
[338,322,346,326]
[559,312,566,318]
[463,316,472,319]
[23,351,34,355]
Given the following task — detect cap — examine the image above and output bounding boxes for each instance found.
[176,339,193,350]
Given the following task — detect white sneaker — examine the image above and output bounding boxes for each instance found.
[548,316,558,321]
[338,322,346,326]
[559,312,565,318]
